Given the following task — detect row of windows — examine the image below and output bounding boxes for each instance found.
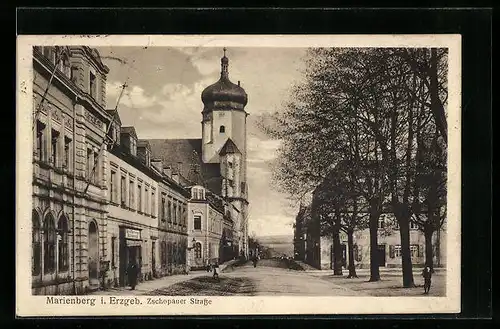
[35,121,73,170]
[32,211,69,276]
[110,169,156,216]
[389,244,423,258]
[160,195,187,226]
[35,119,103,186]
[378,218,419,230]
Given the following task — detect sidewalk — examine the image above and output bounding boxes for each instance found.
[88,261,237,296]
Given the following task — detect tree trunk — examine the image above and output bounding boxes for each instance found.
[424,227,434,270]
[347,229,358,278]
[368,203,380,282]
[332,213,343,276]
[395,204,415,287]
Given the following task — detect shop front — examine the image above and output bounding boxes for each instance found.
[119,226,143,287]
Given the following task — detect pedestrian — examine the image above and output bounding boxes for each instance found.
[126,262,139,290]
[422,266,432,294]
[212,262,219,281]
[252,255,258,268]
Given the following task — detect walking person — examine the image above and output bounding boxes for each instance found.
[252,254,258,268]
[126,262,139,290]
[422,266,432,295]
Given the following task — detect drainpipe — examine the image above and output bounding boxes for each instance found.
[71,95,78,294]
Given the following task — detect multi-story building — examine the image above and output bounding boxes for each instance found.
[32,46,112,294]
[298,205,447,270]
[153,158,191,277]
[187,186,235,269]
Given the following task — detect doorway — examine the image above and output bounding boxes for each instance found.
[88,221,99,287]
[377,244,386,267]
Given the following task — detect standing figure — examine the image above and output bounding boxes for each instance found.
[422,266,432,294]
[127,262,139,290]
[252,255,258,268]
[212,262,219,281]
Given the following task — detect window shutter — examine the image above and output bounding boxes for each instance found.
[419,245,424,257]
[389,245,395,258]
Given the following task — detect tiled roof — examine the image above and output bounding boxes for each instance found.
[147,139,222,195]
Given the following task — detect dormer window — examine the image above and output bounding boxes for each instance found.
[191,187,205,200]
[219,125,225,133]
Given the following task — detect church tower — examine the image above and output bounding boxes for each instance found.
[200,48,249,257]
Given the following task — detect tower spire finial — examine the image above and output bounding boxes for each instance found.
[221,47,229,79]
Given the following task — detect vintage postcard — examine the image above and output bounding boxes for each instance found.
[16,34,461,316]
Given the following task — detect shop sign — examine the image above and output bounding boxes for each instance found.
[126,240,142,247]
[125,229,141,240]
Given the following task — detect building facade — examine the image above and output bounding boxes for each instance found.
[297,205,447,270]
[32,46,112,294]
[154,159,190,277]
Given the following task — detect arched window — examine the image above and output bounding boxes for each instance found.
[32,211,41,276]
[43,214,56,274]
[219,125,225,133]
[194,242,202,259]
[58,216,69,272]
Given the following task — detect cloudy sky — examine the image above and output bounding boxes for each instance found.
[96,46,308,237]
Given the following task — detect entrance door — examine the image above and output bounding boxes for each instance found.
[377,244,386,267]
[88,221,99,287]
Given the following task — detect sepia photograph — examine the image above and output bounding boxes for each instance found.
[16,35,461,316]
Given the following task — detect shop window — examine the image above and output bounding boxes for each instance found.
[32,211,41,276]
[194,242,202,259]
[57,216,69,272]
[194,215,202,230]
[43,214,56,274]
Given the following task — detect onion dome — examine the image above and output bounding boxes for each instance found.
[201,48,248,108]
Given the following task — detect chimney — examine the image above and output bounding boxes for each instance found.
[238,80,240,87]
[163,166,172,178]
